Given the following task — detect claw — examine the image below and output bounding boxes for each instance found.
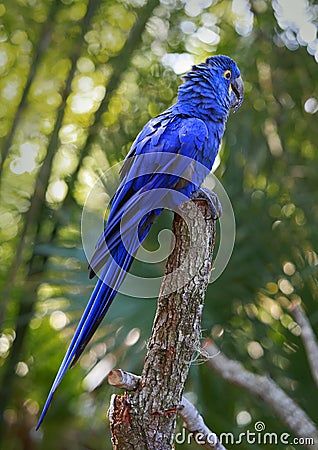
[191,188,222,220]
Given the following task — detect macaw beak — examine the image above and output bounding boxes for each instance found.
[230,75,244,111]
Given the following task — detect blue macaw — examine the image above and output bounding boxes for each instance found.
[37,54,243,428]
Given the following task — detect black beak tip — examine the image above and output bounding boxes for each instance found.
[230,75,244,111]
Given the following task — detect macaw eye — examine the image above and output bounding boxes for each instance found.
[223,70,231,80]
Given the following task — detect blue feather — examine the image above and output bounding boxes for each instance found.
[37,55,243,428]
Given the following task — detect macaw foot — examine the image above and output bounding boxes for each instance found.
[191,187,222,220]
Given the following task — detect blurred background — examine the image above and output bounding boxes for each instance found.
[0,0,317,449]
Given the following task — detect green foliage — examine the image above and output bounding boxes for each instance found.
[0,0,317,449]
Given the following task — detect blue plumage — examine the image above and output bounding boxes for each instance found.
[37,55,243,428]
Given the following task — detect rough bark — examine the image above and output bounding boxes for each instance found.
[109,199,217,449]
[108,370,226,450]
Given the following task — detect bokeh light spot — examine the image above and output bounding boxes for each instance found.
[247,341,264,359]
[49,310,69,330]
[15,361,29,377]
[236,410,252,426]
[124,328,140,346]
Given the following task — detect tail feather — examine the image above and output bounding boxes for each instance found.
[36,244,134,430]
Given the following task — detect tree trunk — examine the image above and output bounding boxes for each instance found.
[109,198,217,449]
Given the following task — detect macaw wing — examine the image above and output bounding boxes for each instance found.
[89,117,209,277]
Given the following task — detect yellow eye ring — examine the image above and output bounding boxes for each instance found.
[223,70,231,80]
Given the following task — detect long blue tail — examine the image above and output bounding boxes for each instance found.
[37,166,193,428]
[36,242,134,430]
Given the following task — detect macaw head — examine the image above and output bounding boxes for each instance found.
[179,55,244,118]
